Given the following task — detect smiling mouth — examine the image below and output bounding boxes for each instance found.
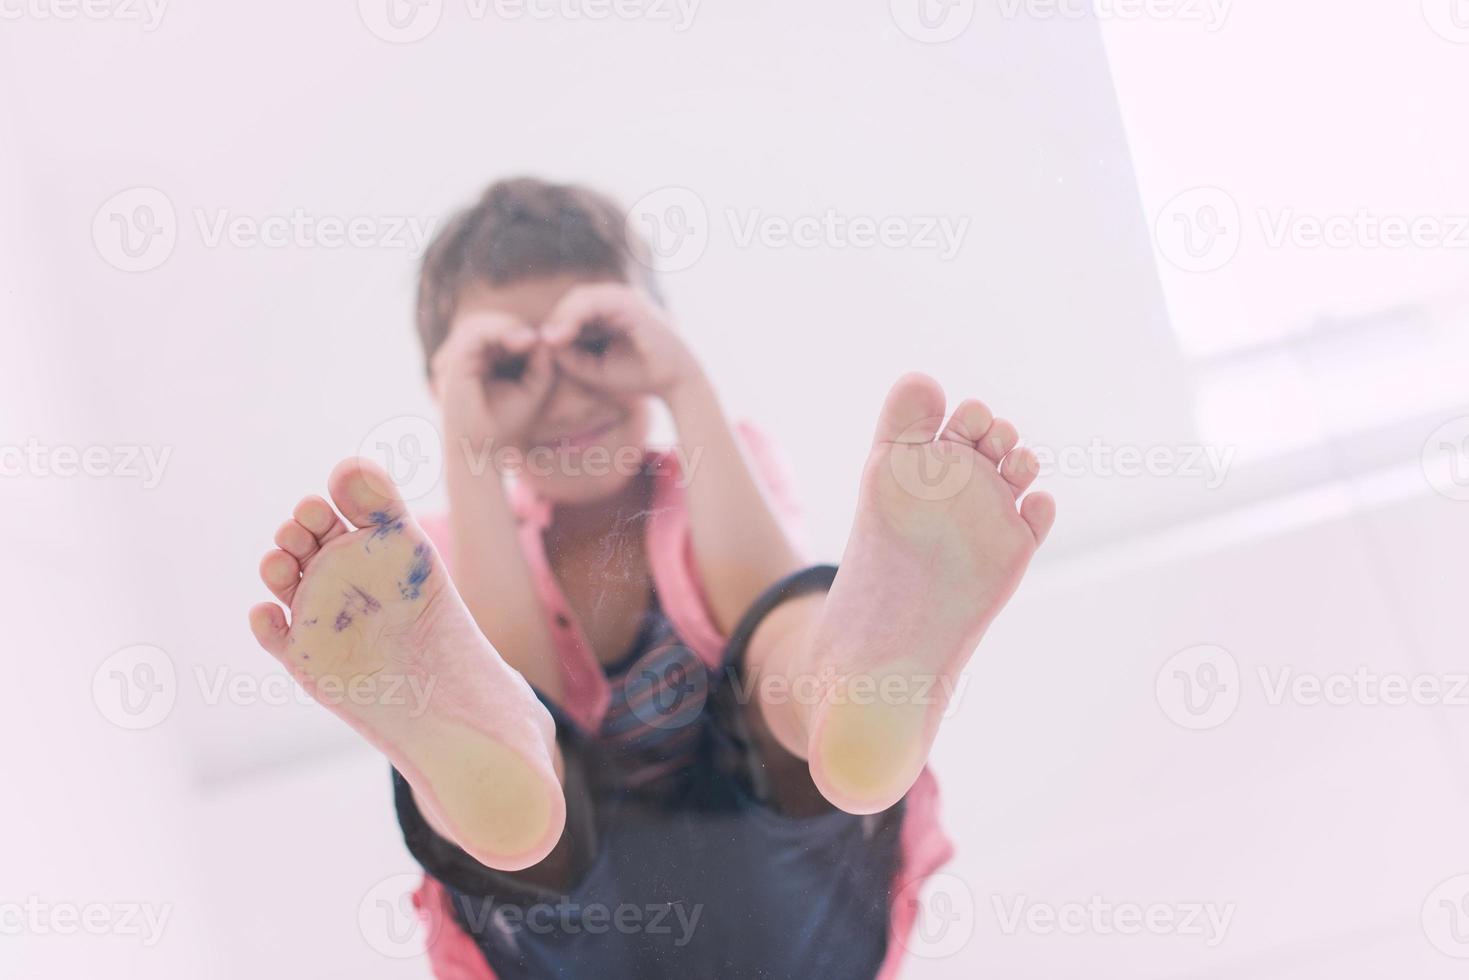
[535,418,621,451]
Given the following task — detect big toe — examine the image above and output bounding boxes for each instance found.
[874,372,948,445]
[327,457,408,530]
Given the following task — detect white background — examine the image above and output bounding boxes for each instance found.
[2,0,1468,976]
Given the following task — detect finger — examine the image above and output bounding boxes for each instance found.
[518,343,557,391]
[543,283,634,346]
[453,311,533,343]
[433,314,534,380]
[484,345,557,426]
[550,344,601,384]
[497,322,541,353]
[483,329,553,385]
[431,329,490,386]
[542,287,600,345]
[552,344,639,393]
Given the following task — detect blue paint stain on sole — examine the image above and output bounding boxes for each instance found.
[333,585,381,631]
[365,510,406,551]
[399,544,432,600]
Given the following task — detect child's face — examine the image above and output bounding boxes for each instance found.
[448,274,653,506]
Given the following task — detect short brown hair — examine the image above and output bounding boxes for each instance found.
[415,177,660,375]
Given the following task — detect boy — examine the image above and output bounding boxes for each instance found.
[249,178,1054,978]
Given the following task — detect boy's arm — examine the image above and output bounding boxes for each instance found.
[442,450,564,702]
[432,315,564,702]
[664,370,805,634]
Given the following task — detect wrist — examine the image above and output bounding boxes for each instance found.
[663,366,718,423]
[440,405,503,471]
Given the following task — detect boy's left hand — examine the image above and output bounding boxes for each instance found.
[542,283,699,400]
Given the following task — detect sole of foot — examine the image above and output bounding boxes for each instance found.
[804,373,1056,815]
[249,458,565,871]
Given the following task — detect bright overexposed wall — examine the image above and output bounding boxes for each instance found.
[1,0,1192,797]
[3,2,1467,978]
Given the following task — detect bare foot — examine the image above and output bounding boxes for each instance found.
[801,373,1056,814]
[248,458,565,871]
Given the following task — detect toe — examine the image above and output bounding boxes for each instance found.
[293,495,346,544]
[260,549,301,605]
[327,457,407,530]
[1020,491,1057,546]
[939,398,994,446]
[1000,447,1039,496]
[249,602,290,658]
[873,372,947,445]
[978,418,1019,465]
[274,520,319,563]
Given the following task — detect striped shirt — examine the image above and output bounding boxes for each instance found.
[595,602,712,791]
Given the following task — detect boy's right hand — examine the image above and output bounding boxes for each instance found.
[431,312,555,449]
